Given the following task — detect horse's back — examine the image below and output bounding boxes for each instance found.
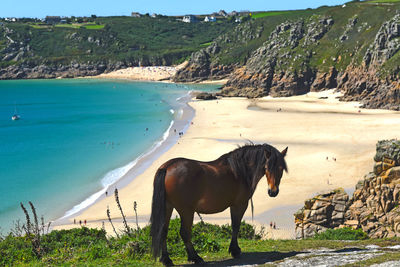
[160,157,243,214]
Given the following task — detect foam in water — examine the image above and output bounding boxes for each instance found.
[60,120,175,219]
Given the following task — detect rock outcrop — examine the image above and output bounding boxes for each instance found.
[175,7,400,110]
[195,92,217,100]
[294,189,349,239]
[295,139,400,239]
[220,17,332,97]
[346,139,400,238]
[173,48,234,82]
[173,21,263,83]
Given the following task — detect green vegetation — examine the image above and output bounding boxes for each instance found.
[0,218,263,266]
[251,11,293,19]
[53,23,105,29]
[0,16,235,67]
[3,0,400,78]
[200,41,213,47]
[313,227,369,240]
[190,0,400,83]
[2,220,400,266]
[367,0,400,3]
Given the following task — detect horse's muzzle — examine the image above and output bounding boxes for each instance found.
[268,188,279,197]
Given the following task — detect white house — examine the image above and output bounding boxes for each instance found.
[183,15,197,23]
[131,12,141,18]
[204,16,216,22]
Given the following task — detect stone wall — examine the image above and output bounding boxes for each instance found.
[294,139,400,239]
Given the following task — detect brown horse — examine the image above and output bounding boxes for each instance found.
[150,143,288,266]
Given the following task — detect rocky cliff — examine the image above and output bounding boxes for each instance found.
[0,16,233,80]
[176,2,400,110]
[295,139,400,239]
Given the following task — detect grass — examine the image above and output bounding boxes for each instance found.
[1,16,235,67]
[55,23,105,29]
[251,11,294,19]
[84,24,105,30]
[1,222,400,266]
[367,0,400,3]
[200,41,213,47]
[313,227,369,240]
[0,199,398,266]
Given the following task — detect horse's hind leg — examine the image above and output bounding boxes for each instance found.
[179,210,204,264]
[229,202,248,258]
[160,202,174,266]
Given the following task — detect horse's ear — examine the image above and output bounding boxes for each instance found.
[281,147,288,157]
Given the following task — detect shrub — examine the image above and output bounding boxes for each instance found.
[313,228,369,240]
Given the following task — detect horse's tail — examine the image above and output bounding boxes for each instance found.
[150,167,167,260]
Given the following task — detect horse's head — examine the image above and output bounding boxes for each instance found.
[265,147,288,197]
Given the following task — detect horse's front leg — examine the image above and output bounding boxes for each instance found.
[229,201,248,258]
[178,210,204,264]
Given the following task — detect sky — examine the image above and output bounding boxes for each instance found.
[1,0,349,18]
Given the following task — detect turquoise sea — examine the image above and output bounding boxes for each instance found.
[0,79,217,232]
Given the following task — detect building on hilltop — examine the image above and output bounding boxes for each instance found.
[182,15,197,23]
[228,11,238,17]
[239,10,251,16]
[204,16,216,22]
[5,17,17,22]
[131,12,142,18]
[45,16,61,24]
[218,10,227,17]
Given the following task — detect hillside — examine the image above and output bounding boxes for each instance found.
[0,16,234,79]
[174,0,400,110]
[2,1,400,109]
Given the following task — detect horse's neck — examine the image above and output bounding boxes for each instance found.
[250,172,265,195]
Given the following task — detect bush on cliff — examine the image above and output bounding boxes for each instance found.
[313,227,369,240]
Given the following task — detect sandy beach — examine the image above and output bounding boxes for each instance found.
[91,62,188,81]
[52,89,400,239]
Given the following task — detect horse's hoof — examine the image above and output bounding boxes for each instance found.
[160,256,174,266]
[189,255,205,265]
[230,248,242,259]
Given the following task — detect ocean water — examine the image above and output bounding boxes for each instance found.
[0,79,218,232]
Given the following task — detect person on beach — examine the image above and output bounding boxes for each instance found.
[79,220,81,226]
[74,219,76,224]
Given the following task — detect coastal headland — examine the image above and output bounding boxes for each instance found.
[53,88,400,238]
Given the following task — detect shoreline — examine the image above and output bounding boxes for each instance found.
[52,89,400,239]
[52,89,196,227]
[80,63,229,85]
[84,63,187,82]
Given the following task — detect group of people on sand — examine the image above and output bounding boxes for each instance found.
[269,221,277,229]
[326,156,337,161]
[73,218,87,226]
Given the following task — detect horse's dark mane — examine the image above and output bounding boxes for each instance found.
[219,143,287,193]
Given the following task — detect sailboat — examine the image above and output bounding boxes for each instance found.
[11,104,20,121]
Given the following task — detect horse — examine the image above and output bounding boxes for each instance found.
[150,143,288,266]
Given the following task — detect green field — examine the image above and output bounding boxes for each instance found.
[367,0,400,3]
[54,23,105,29]
[251,11,293,19]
